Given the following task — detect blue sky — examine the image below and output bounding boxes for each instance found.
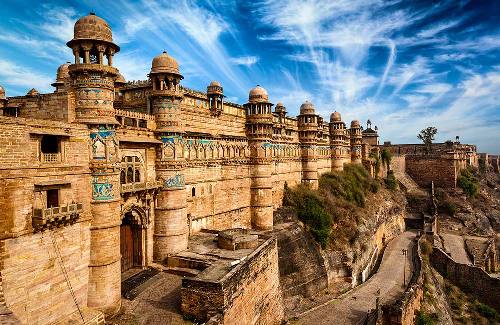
[0,0,499,153]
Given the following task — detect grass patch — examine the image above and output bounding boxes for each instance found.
[384,170,398,190]
[283,164,383,249]
[416,311,439,325]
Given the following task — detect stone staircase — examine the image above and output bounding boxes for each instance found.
[164,252,212,277]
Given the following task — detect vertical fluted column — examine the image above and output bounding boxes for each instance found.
[87,127,121,315]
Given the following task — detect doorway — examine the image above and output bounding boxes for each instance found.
[120,212,143,273]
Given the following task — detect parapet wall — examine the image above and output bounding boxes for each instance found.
[181,236,284,324]
[430,246,500,311]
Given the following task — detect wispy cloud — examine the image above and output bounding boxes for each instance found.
[229,56,259,66]
[0,59,52,94]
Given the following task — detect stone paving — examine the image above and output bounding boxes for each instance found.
[108,272,189,325]
[295,231,417,325]
[441,232,470,265]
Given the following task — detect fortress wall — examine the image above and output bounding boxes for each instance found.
[1,222,91,324]
[405,155,457,188]
[186,165,252,233]
[431,246,500,311]
[8,92,72,122]
[271,160,302,208]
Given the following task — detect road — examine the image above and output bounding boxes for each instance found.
[296,231,417,325]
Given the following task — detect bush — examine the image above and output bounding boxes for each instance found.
[474,302,498,320]
[441,200,457,216]
[478,157,486,173]
[420,240,433,256]
[384,170,398,190]
[457,167,479,197]
[416,311,439,325]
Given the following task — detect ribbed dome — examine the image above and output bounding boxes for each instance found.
[115,72,126,85]
[351,120,360,128]
[299,100,315,115]
[330,111,341,122]
[0,85,5,99]
[27,88,39,96]
[73,13,113,43]
[248,85,269,103]
[57,63,70,80]
[151,51,181,75]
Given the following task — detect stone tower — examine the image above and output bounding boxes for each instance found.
[66,13,122,315]
[244,86,274,230]
[350,120,362,164]
[149,52,189,259]
[329,111,347,171]
[207,81,224,116]
[298,101,319,188]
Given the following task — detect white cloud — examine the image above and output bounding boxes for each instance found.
[0,59,52,93]
[229,56,259,66]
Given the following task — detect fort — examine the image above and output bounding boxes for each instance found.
[0,12,487,325]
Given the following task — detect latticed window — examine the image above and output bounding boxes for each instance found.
[121,156,143,184]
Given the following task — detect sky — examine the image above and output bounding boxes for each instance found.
[0,0,499,153]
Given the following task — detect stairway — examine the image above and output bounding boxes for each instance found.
[394,171,426,196]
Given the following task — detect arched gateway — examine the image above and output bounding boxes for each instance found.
[120,206,147,272]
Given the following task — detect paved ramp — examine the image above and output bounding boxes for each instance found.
[296,231,417,325]
[441,233,471,265]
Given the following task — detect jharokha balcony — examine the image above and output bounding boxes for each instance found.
[32,203,83,232]
[41,152,61,163]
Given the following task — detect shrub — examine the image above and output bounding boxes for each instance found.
[478,157,486,173]
[319,164,372,207]
[457,167,479,197]
[416,311,439,325]
[384,170,398,190]
[420,240,433,256]
[474,302,498,320]
[441,200,457,216]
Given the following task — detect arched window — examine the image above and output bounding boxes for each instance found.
[89,46,99,64]
[135,169,140,183]
[120,170,125,184]
[127,167,134,183]
[191,187,196,197]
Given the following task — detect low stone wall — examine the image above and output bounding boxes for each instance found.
[431,246,500,311]
[181,236,284,324]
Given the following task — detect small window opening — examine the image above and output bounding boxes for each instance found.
[41,135,60,153]
[46,189,59,208]
[191,187,196,197]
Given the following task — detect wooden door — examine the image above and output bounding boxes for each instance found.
[121,224,133,272]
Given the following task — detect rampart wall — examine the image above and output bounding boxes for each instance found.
[430,246,500,311]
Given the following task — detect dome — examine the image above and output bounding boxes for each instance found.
[151,51,182,76]
[67,13,116,46]
[209,81,221,87]
[248,85,269,103]
[27,88,39,96]
[351,120,360,128]
[207,80,223,95]
[52,62,70,87]
[0,85,5,99]
[275,102,286,113]
[330,111,341,122]
[299,100,315,115]
[115,72,126,85]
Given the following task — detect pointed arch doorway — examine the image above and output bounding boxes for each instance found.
[120,208,146,273]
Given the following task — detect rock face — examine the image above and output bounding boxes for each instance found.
[274,190,407,308]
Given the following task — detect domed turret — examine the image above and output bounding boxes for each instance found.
[151,51,182,77]
[67,13,118,50]
[114,72,126,87]
[351,120,360,128]
[330,111,341,122]
[207,81,224,116]
[248,85,269,103]
[299,100,315,115]
[52,62,71,91]
[274,102,286,114]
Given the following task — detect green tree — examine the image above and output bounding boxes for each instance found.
[381,149,392,174]
[417,127,438,153]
